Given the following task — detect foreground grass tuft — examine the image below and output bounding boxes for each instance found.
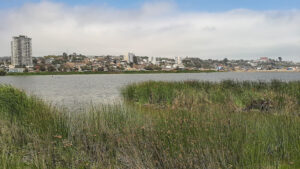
[0,80,300,168]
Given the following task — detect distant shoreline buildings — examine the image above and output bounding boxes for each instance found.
[0,35,299,73]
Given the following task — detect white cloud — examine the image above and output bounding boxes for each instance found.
[0,1,300,61]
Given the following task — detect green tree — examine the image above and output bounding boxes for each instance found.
[223,58,229,66]
[33,58,38,65]
[47,65,56,72]
[0,69,6,76]
[40,65,46,71]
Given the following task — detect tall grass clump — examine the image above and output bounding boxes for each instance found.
[0,80,300,169]
[122,80,300,113]
[122,80,300,168]
[0,86,158,168]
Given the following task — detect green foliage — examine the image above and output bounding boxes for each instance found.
[0,69,6,76]
[47,65,56,72]
[0,81,300,168]
[144,64,162,71]
[0,86,67,136]
[121,80,300,168]
[122,80,300,113]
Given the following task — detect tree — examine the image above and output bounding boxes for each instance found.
[0,69,6,76]
[47,65,56,72]
[278,57,282,62]
[144,64,162,71]
[33,58,38,65]
[97,67,104,72]
[58,65,65,72]
[40,65,46,71]
[223,58,229,66]
[63,52,68,60]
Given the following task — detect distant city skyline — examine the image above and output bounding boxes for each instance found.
[0,0,300,61]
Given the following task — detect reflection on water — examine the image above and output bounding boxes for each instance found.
[0,72,299,109]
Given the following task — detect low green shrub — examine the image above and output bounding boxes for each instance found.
[0,69,6,76]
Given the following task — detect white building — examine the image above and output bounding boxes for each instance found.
[9,68,25,73]
[11,35,33,67]
[175,56,182,65]
[149,56,157,65]
[124,52,135,63]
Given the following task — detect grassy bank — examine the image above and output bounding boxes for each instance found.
[122,81,300,168]
[6,70,216,76]
[0,85,154,168]
[0,81,300,168]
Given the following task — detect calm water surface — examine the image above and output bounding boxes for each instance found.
[0,72,299,108]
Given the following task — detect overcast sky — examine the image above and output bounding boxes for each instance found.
[0,0,300,61]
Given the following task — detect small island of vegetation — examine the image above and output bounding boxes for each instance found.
[0,80,299,168]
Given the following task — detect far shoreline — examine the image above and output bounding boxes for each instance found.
[5,70,217,76]
[3,69,299,76]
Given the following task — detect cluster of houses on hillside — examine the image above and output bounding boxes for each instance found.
[1,53,299,73]
[1,35,299,73]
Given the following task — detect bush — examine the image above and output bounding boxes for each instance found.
[0,69,6,76]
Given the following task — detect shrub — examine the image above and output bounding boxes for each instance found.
[0,69,6,76]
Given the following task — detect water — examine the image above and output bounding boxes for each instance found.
[0,72,299,108]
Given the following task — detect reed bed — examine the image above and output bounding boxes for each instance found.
[0,80,299,169]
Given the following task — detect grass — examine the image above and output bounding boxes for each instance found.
[0,86,157,168]
[6,69,216,76]
[122,80,300,168]
[0,80,300,168]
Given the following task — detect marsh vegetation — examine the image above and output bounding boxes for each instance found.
[0,80,299,168]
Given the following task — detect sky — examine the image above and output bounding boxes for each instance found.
[1,0,300,61]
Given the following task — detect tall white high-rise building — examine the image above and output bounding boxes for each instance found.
[149,56,157,65]
[11,35,33,67]
[175,56,182,65]
[124,52,135,63]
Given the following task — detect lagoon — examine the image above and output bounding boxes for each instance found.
[0,72,299,108]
